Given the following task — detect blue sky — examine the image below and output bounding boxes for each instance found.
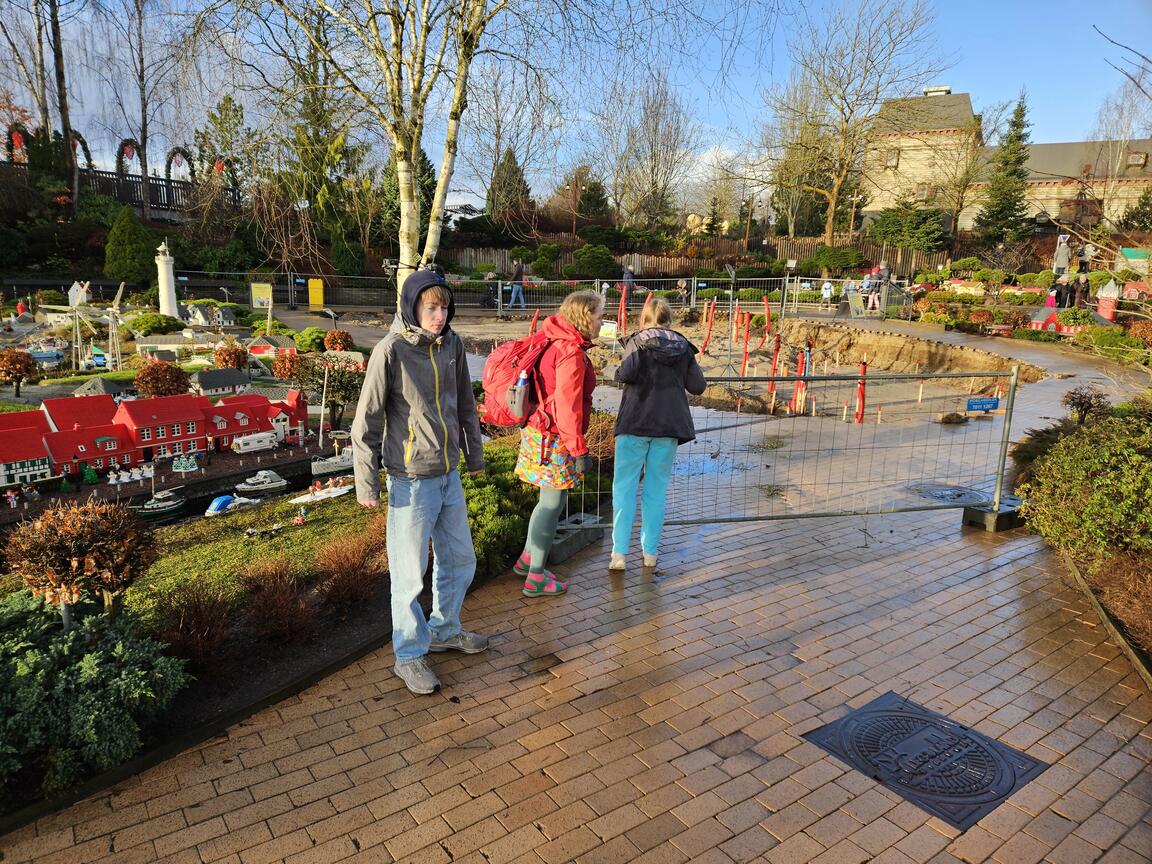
[687,0,1152,148]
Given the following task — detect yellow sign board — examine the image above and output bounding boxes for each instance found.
[250,282,273,309]
[307,278,325,311]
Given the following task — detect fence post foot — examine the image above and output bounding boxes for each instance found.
[963,497,1024,532]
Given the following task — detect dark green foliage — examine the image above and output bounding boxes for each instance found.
[974,96,1033,246]
[73,194,123,229]
[486,148,532,219]
[579,180,610,218]
[1056,308,1095,326]
[866,198,948,251]
[508,245,532,264]
[1119,187,1152,232]
[577,224,625,248]
[564,244,619,279]
[0,226,28,269]
[1019,416,1152,556]
[951,257,981,273]
[1011,328,1060,342]
[1010,418,1077,487]
[1072,326,1148,361]
[330,238,365,276]
[379,149,437,247]
[128,313,183,336]
[806,246,867,275]
[104,206,157,285]
[0,591,188,802]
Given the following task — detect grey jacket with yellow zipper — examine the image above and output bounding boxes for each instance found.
[351,271,484,503]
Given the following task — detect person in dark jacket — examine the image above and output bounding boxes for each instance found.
[609,298,706,570]
[512,290,605,596]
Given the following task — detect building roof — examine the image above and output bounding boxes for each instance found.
[72,376,133,398]
[135,334,193,346]
[41,394,118,431]
[43,423,132,464]
[1012,139,1152,182]
[0,410,51,435]
[875,92,976,134]
[0,428,50,464]
[203,399,273,437]
[191,368,250,389]
[115,394,213,426]
[249,334,296,348]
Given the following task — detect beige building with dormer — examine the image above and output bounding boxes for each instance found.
[862,87,1152,233]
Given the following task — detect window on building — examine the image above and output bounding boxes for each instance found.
[239,416,249,426]
[156,426,166,439]
[186,421,197,434]
[171,423,180,436]
[94,458,103,468]
[141,427,152,441]
[157,444,169,457]
[1127,151,1148,168]
[915,183,929,202]
[187,440,197,451]
[123,455,131,465]
[216,419,226,430]
[77,444,86,452]
[104,440,117,450]
[885,150,900,169]
[173,441,183,454]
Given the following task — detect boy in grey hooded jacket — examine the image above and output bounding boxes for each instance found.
[352,270,487,695]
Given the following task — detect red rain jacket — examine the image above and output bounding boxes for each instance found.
[527,314,596,456]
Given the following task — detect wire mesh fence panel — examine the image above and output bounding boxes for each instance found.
[560,369,1015,532]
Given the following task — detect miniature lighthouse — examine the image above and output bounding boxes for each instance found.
[156,240,178,319]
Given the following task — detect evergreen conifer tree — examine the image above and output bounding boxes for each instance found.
[104,206,156,284]
[1119,187,1152,232]
[486,148,532,219]
[974,96,1033,247]
[379,149,437,248]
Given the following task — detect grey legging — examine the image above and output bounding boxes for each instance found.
[523,487,568,575]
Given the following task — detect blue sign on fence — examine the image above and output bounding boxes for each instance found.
[966,397,1000,412]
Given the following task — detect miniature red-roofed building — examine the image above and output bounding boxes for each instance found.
[113,394,213,462]
[40,395,118,432]
[201,397,274,451]
[43,424,135,476]
[0,429,53,485]
[247,334,297,357]
[0,410,51,436]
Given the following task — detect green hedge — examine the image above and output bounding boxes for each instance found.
[1011,328,1061,342]
[1019,416,1152,556]
[0,592,188,804]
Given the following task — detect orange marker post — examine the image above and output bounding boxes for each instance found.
[855,361,868,424]
[529,309,540,333]
[740,313,752,377]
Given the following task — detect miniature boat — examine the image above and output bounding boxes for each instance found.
[130,488,186,519]
[311,449,354,476]
[235,470,288,495]
[288,485,354,504]
[204,494,260,517]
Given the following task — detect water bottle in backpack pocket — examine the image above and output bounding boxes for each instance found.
[506,370,530,419]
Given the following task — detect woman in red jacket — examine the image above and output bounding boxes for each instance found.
[513,290,604,596]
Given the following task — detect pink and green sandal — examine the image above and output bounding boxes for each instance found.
[516,552,567,596]
[522,572,568,596]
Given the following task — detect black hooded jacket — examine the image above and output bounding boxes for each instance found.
[614,327,707,444]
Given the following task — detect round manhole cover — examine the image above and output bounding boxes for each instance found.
[907,483,987,505]
[839,710,1017,804]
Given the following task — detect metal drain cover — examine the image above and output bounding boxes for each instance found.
[802,692,1048,830]
[907,483,989,505]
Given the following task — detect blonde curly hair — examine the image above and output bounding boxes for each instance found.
[558,290,605,339]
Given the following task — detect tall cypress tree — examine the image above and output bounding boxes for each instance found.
[486,148,532,219]
[974,95,1033,246]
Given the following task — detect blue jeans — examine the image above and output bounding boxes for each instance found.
[611,435,678,556]
[385,471,477,661]
[508,281,526,308]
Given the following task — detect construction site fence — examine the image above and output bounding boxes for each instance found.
[560,367,1018,533]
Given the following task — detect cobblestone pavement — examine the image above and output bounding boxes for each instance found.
[2,322,1150,864]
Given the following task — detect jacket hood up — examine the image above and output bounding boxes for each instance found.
[631,327,696,366]
[394,270,456,338]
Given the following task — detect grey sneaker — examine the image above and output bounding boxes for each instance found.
[394,657,441,694]
[428,630,490,654]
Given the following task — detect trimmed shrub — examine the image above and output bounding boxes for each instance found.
[1127,321,1152,347]
[324,329,354,351]
[314,531,384,615]
[1019,416,1152,557]
[0,591,188,801]
[129,313,184,336]
[1072,326,1148,361]
[240,557,312,643]
[294,327,327,353]
[1012,328,1060,342]
[1056,308,1095,326]
[153,578,238,672]
[103,205,157,285]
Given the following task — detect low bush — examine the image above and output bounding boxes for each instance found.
[1072,326,1148,361]
[314,528,385,614]
[240,557,312,643]
[1056,308,1095,326]
[737,288,766,303]
[1011,328,1060,342]
[1010,418,1078,487]
[1019,416,1152,557]
[924,291,982,305]
[968,309,994,325]
[0,591,188,803]
[1128,321,1152,347]
[918,311,953,326]
[1090,552,1152,654]
[152,578,238,672]
[998,291,1046,306]
[951,256,981,272]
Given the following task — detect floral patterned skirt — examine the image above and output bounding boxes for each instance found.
[514,426,580,489]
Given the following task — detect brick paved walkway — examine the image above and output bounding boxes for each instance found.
[3,326,1150,864]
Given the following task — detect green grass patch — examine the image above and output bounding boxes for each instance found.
[0,400,33,413]
[750,435,787,451]
[42,369,139,386]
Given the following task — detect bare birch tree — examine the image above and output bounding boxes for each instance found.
[765,0,945,245]
[205,0,782,291]
[91,0,182,220]
[0,0,53,133]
